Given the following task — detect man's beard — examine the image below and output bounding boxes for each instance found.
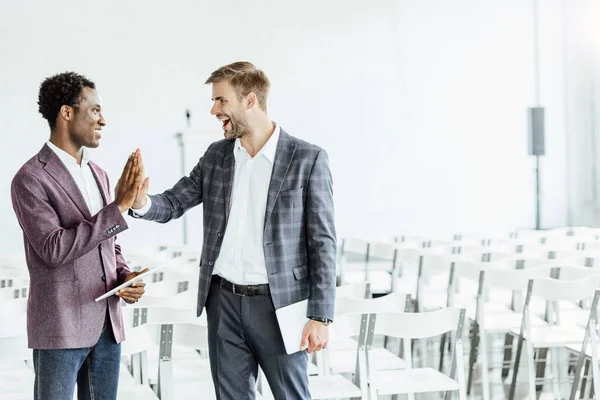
[228,112,251,139]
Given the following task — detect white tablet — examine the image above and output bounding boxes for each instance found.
[94,266,166,302]
[275,299,309,354]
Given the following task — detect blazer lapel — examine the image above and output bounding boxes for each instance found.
[39,144,92,219]
[222,140,236,223]
[88,162,108,206]
[264,130,296,229]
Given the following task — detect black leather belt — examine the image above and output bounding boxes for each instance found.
[213,275,270,296]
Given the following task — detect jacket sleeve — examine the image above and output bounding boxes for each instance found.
[305,150,337,321]
[130,154,205,223]
[11,172,128,269]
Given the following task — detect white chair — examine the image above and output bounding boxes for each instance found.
[464,265,554,400]
[567,289,600,400]
[508,275,600,400]
[0,298,32,399]
[366,307,468,400]
[309,313,368,399]
[324,291,410,376]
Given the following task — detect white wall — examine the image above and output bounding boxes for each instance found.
[0,0,595,254]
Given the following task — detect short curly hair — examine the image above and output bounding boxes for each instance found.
[38,72,95,130]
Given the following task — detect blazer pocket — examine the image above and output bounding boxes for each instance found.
[293,265,309,281]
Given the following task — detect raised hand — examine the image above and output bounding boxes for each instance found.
[115,150,143,213]
[132,149,150,209]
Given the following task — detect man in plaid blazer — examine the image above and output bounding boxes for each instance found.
[129,62,336,399]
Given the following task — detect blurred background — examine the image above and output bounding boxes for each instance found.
[1,0,599,251]
[5,1,600,399]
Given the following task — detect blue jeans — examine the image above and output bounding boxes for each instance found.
[33,322,121,400]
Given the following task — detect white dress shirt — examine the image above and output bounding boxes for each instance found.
[132,124,281,284]
[46,141,104,215]
[213,125,280,284]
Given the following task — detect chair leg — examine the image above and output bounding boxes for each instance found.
[583,359,592,399]
[419,338,428,368]
[479,328,491,400]
[550,347,561,399]
[502,333,515,380]
[528,344,539,400]
[536,348,548,393]
[466,322,480,395]
[508,333,524,400]
[439,332,447,372]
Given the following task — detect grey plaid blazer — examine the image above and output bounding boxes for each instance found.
[135,129,336,320]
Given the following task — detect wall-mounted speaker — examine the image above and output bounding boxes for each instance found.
[528,107,545,156]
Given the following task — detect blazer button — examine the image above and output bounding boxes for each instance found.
[101,276,106,282]
[217,232,223,238]
[99,244,104,251]
[208,261,214,266]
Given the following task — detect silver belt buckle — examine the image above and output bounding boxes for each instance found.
[232,283,246,296]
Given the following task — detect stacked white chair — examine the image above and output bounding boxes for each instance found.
[366,307,468,400]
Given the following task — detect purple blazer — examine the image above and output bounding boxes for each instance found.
[11,144,131,349]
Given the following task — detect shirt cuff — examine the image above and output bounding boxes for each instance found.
[130,195,152,216]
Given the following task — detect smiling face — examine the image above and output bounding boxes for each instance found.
[209,80,251,139]
[68,86,106,148]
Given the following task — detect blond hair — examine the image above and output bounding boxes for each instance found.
[205,62,270,111]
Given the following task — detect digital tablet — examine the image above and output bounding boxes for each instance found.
[275,299,309,354]
[94,266,166,302]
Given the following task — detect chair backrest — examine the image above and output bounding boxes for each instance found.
[512,257,563,269]
[331,292,410,342]
[371,307,466,340]
[341,237,369,257]
[336,282,368,299]
[417,251,461,275]
[335,291,410,316]
[528,276,600,304]
[556,265,600,281]
[481,266,554,292]
[367,241,397,262]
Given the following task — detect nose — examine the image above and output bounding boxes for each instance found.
[98,112,107,127]
[210,102,219,116]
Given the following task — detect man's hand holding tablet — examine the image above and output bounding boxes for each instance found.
[116,268,149,304]
[95,268,153,303]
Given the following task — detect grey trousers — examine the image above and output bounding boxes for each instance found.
[205,278,310,400]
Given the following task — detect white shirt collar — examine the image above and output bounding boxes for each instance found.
[234,123,280,163]
[46,141,91,167]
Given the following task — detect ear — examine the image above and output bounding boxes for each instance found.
[59,105,73,122]
[246,92,257,110]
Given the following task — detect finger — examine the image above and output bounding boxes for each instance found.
[121,295,138,303]
[130,281,146,288]
[126,154,139,186]
[133,166,143,186]
[137,149,145,176]
[119,156,133,181]
[123,153,133,171]
[315,340,324,352]
[120,154,134,184]
[117,287,142,297]
[139,177,150,194]
[119,287,145,296]
[299,332,310,351]
[137,268,150,275]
